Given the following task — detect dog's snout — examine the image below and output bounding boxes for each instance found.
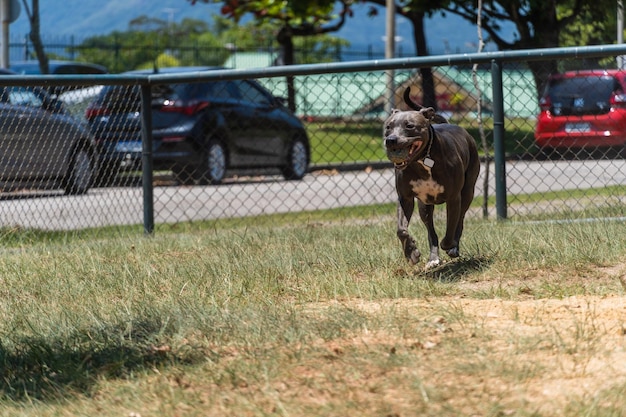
[385,135,398,147]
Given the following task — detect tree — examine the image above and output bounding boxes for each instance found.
[188,0,352,111]
[20,0,48,73]
[210,15,349,64]
[363,1,450,110]
[442,0,617,96]
[78,17,222,72]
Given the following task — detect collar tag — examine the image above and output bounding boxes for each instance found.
[423,157,435,168]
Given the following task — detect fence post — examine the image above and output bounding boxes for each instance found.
[140,83,155,235]
[491,59,507,220]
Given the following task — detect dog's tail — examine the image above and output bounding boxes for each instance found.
[403,86,449,124]
[403,87,424,112]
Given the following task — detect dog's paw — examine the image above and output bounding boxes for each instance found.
[425,259,440,270]
[446,247,460,258]
[407,250,421,265]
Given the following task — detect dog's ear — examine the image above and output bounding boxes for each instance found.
[420,107,436,121]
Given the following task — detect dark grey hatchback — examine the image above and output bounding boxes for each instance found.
[0,69,97,195]
[85,67,310,184]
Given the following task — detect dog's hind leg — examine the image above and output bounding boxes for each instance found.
[451,168,479,257]
[440,198,461,258]
[397,196,421,264]
[418,202,440,268]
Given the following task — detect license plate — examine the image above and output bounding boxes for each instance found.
[564,122,591,133]
[115,141,142,153]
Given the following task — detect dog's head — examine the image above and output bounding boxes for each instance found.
[383,107,435,170]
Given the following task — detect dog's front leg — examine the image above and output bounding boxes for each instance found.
[418,202,440,268]
[441,198,461,258]
[397,196,420,264]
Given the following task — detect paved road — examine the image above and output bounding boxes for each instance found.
[1,159,625,231]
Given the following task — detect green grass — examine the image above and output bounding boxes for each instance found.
[305,117,538,165]
[0,206,626,415]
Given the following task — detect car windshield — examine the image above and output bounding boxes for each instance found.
[546,75,619,116]
[97,81,242,112]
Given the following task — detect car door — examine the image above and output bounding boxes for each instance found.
[230,80,285,166]
[0,87,72,180]
[0,88,46,179]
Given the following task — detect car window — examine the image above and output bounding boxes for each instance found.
[206,81,240,101]
[234,80,272,106]
[100,85,140,112]
[547,75,619,115]
[7,87,43,108]
[185,81,240,101]
[153,84,180,102]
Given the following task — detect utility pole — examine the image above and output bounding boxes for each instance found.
[619,0,624,69]
[384,0,395,114]
[1,0,10,68]
[0,0,19,68]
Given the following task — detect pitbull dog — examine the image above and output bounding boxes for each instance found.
[384,88,480,268]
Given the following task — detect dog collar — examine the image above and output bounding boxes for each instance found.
[422,125,436,168]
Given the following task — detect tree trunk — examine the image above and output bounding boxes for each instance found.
[526,22,560,99]
[409,12,437,110]
[26,0,48,74]
[277,25,296,113]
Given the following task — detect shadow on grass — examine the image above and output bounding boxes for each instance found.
[415,254,494,282]
[0,318,201,402]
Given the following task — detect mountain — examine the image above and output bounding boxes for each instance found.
[7,1,515,58]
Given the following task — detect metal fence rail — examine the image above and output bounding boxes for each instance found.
[1,44,626,234]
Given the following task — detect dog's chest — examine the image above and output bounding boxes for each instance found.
[407,166,445,204]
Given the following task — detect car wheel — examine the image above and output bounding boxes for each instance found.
[198,141,227,185]
[64,148,93,195]
[282,137,309,180]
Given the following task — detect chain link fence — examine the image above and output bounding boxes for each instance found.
[1,45,625,234]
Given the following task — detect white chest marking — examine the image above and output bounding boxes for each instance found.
[409,178,445,203]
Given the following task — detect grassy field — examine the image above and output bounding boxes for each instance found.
[306,117,537,164]
[1,207,626,416]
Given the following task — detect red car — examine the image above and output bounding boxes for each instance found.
[535,70,626,153]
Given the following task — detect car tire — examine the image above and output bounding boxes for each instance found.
[282,137,309,180]
[64,148,93,195]
[198,141,227,185]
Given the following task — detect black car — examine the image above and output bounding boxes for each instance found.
[0,70,97,194]
[85,67,310,185]
[10,60,108,75]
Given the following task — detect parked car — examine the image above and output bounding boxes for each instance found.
[84,66,310,184]
[0,70,97,194]
[535,70,626,155]
[10,60,108,75]
[10,60,108,96]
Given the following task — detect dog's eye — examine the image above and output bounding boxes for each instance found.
[405,123,416,130]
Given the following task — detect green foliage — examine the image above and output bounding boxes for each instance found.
[136,53,181,70]
[74,7,350,72]
[558,1,617,47]
[76,16,227,72]
[191,0,339,26]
